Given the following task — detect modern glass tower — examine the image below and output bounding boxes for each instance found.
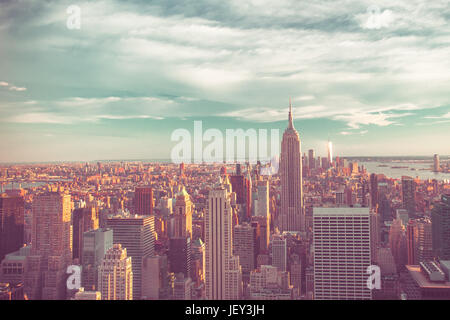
[432,193,450,260]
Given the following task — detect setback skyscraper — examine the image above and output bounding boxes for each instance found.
[98,244,133,300]
[107,212,155,300]
[279,100,303,232]
[25,192,72,300]
[205,176,242,300]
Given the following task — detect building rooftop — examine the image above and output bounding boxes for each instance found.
[406,265,450,289]
[4,246,31,261]
[313,207,370,216]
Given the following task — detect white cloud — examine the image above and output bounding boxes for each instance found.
[333,112,414,129]
[8,112,73,124]
[9,86,26,91]
[295,95,315,101]
[340,130,368,136]
[425,112,450,119]
[0,81,26,91]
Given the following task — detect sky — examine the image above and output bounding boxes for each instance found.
[0,0,449,162]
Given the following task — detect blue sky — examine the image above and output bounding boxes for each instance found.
[0,0,449,162]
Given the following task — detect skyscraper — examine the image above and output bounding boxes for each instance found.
[173,186,193,239]
[0,193,24,262]
[271,236,287,272]
[431,193,450,260]
[205,178,242,300]
[107,213,155,300]
[72,206,99,261]
[252,208,270,252]
[142,255,170,300]
[433,154,440,172]
[230,174,251,222]
[255,180,269,218]
[313,207,372,300]
[308,149,315,170]
[173,273,193,300]
[406,218,433,265]
[98,244,133,300]
[233,223,258,275]
[168,237,191,278]
[81,228,113,291]
[25,192,72,300]
[279,100,303,232]
[402,176,416,215]
[369,173,379,209]
[327,140,333,166]
[134,186,154,216]
[388,218,407,268]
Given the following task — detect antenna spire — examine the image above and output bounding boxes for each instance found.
[288,97,294,128]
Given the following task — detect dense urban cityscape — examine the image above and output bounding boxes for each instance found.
[0,105,449,301]
[1,0,450,308]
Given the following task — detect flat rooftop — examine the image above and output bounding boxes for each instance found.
[313,207,370,216]
[406,265,450,289]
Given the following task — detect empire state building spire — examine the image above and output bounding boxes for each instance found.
[288,97,294,129]
[279,98,304,232]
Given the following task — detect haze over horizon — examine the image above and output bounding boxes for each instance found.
[1,0,449,162]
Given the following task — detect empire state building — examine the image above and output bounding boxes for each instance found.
[279,99,304,232]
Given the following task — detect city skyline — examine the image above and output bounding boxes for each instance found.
[2,0,450,305]
[1,0,450,162]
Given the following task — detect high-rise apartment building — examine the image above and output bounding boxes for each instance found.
[313,207,372,300]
